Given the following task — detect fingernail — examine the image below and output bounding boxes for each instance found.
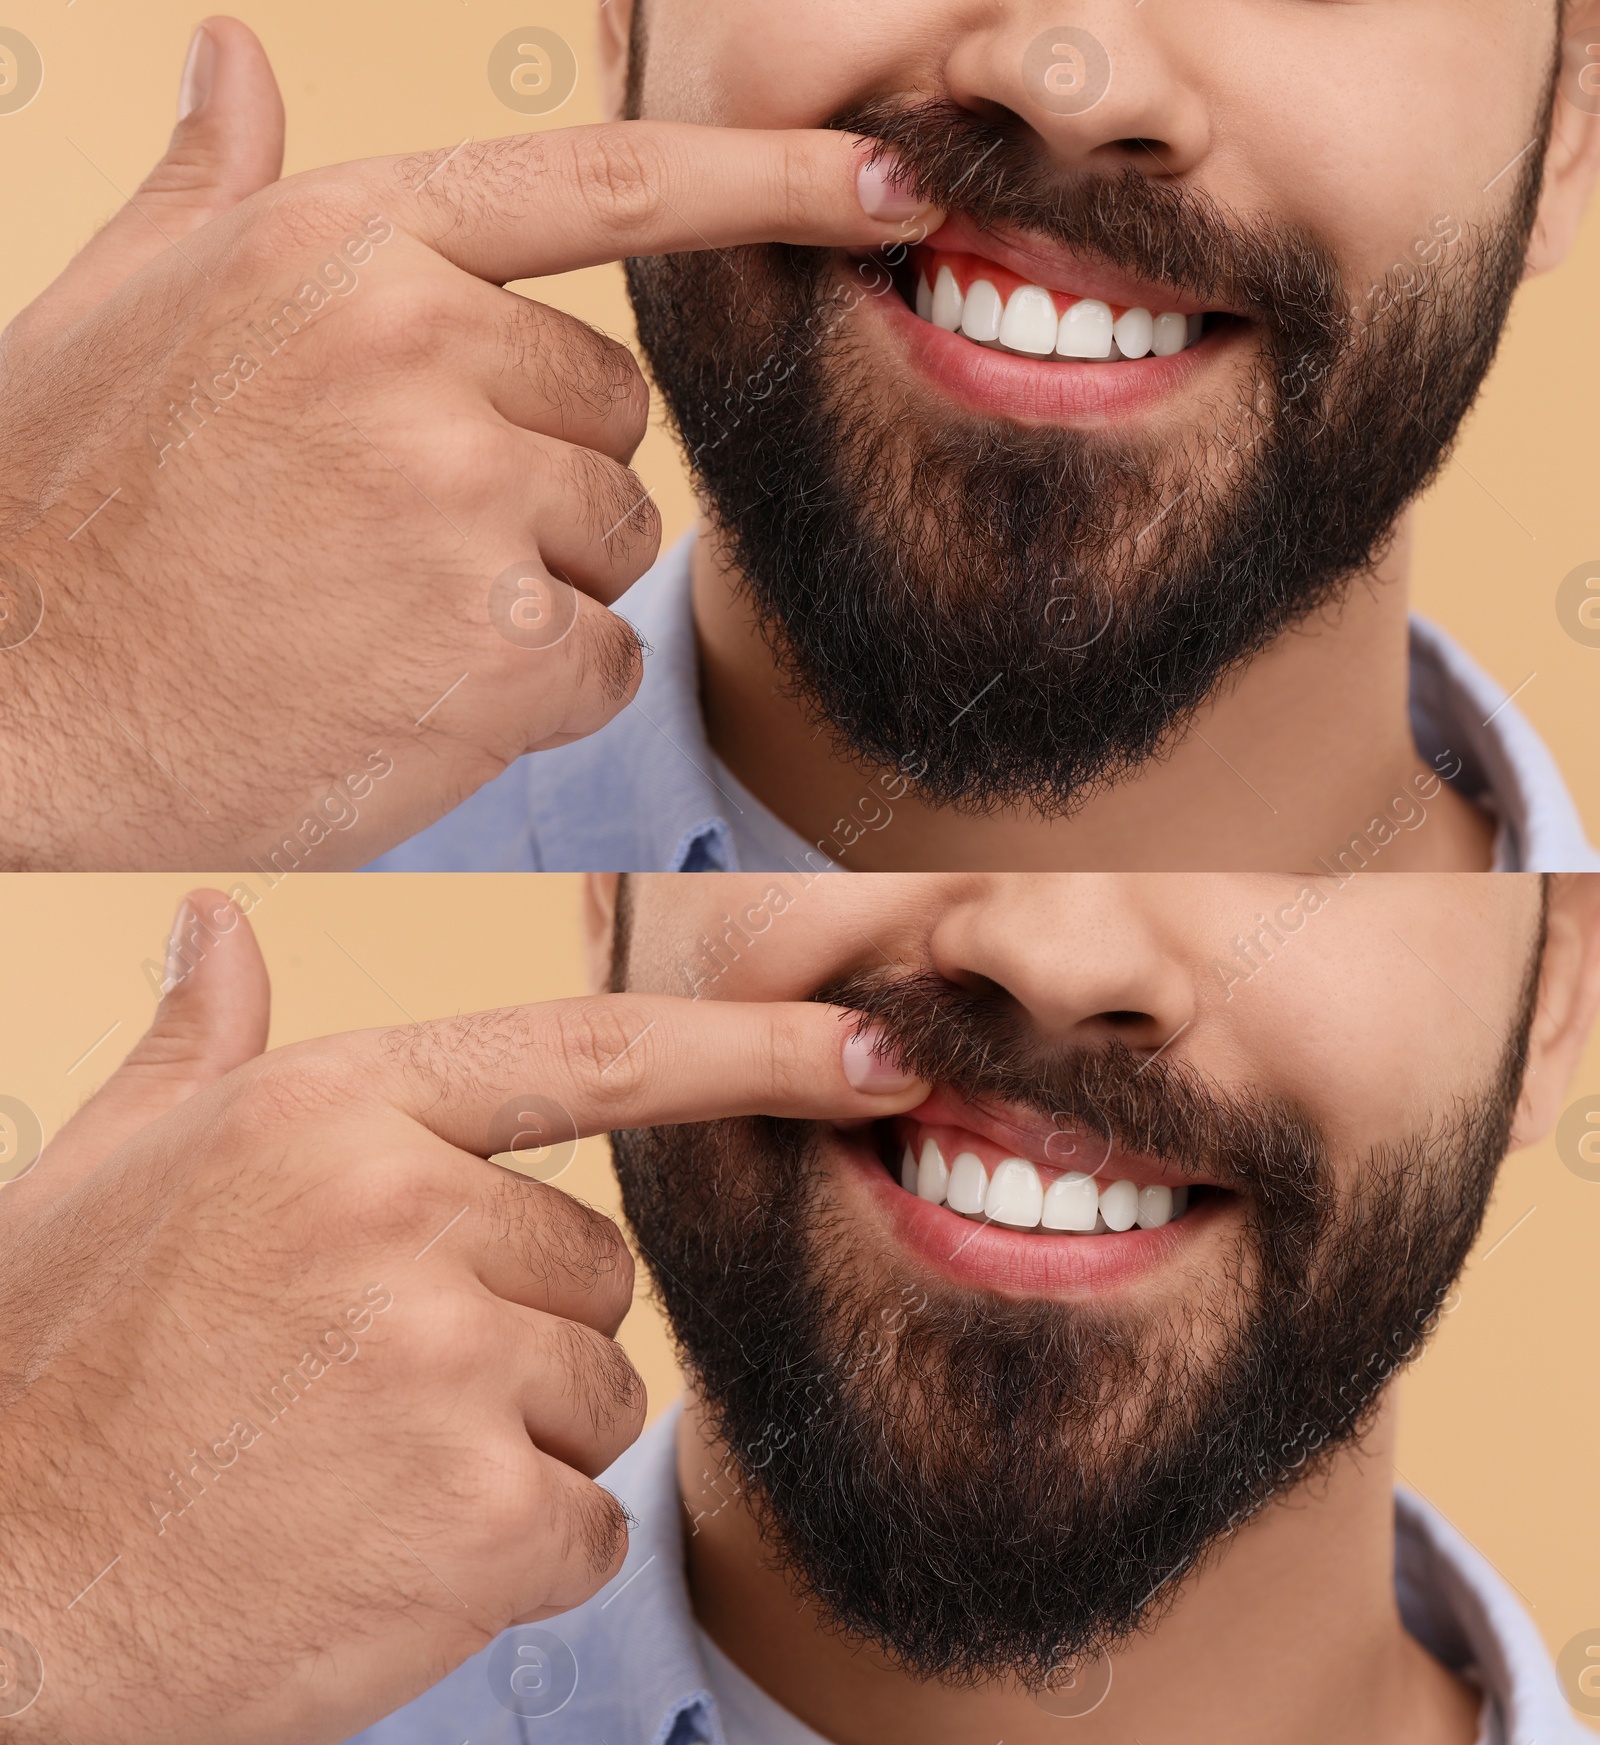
[163,898,196,997]
[842,1024,923,1095]
[179,25,216,122]
[856,149,928,224]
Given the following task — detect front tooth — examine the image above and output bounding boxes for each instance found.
[984,1158,1044,1228]
[900,1144,919,1194]
[1113,307,1154,360]
[1152,312,1189,357]
[946,1151,989,1215]
[932,265,965,331]
[960,279,1003,343]
[915,272,934,322]
[998,285,1059,357]
[1136,1185,1174,1229]
[1099,1179,1140,1232]
[1056,298,1114,359]
[1040,1171,1099,1232]
[917,1136,951,1205]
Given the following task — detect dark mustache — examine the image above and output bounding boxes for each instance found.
[816,966,1328,1212]
[831,96,1346,353]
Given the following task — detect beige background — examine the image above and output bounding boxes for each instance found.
[0,872,1595,1716]
[1,0,1597,1713]
[1,1,1599,838]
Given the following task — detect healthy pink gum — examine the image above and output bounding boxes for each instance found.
[901,1119,1144,1189]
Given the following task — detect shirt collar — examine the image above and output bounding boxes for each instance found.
[1406,614,1597,873]
[1393,1487,1581,1745]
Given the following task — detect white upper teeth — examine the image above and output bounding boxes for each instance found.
[1041,1170,1099,1231]
[917,1135,952,1204]
[946,1150,990,1215]
[1152,311,1190,357]
[1112,306,1154,359]
[959,278,1004,344]
[914,268,1205,363]
[986,1157,1046,1228]
[902,1135,1189,1233]
[931,264,964,332]
[1098,1178,1140,1232]
[1138,1184,1174,1227]
[997,284,1059,357]
[1057,297,1114,359]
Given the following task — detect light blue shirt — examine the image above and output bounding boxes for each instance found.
[345,1405,1587,1745]
[370,533,1599,875]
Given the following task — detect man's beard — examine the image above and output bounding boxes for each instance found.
[625,94,1552,815]
[610,960,1542,1685]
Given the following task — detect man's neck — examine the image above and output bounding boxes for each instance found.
[691,518,1496,871]
[675,1393,1481,1745]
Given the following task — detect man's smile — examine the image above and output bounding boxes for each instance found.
[825,1084,1240,1299]
[911,247,1206,362]
[846,220,1255,425]
[892,1124,1195,1230]
[907,219,1216,364]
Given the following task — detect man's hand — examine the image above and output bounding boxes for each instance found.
[0,17,937,870]
[0,891,928,1744]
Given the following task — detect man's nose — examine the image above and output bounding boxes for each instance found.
[942,4,1213,180]
[925,874,1202,1055]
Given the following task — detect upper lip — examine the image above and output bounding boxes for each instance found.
[904,1083,1224,1190]
[920,212,1238,319]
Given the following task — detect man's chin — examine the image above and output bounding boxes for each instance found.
[632,174,1535,811]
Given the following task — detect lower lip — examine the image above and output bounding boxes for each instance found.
[854,270,1231,426]
[835,1132,1228,1298]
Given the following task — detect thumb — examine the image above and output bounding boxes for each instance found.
[25,890,272,1199]
[18,17,286,338]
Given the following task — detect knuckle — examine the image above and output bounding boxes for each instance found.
[495,293,555,381]
[352,275,458,372]
[518,1460,628,1582]
[777,143,826,235]
[570,129,667,236]
[322,1151,457,1252]
[568,1477,630,1578]
[241,178,348,264]
[551,998,654,1104]
[571,449,659,553]
[425,417,512,506]
[552,326,650,436]
[762,1009,816,1109]
[224,1045,347,1132]
[611,361,652,455]
[569,607,646,708]
[554,1320,647,1437]
[408,1289,504,1379]
[520,1183,635,1314]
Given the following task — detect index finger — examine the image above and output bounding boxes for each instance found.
[350,993,929,1156]
[352,122,941,284]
